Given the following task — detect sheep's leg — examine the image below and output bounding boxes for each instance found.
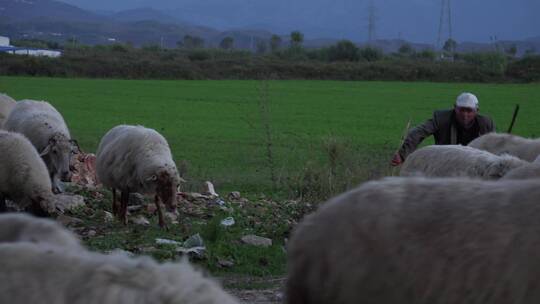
[154,195,167,229]
[111,188,117,215]
[120,190,129,225]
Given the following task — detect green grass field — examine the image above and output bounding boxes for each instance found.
[2,76,540,196]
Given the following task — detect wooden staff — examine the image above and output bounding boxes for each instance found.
[507,104,520,134]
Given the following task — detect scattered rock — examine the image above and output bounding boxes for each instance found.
[127,205,143,212]
[228,191,241,200]
[56,214,83,227]
[164,211,178,224]
[103,211,114,223]
[131,215,150,226]
[202,181,219,197]
[155,238,183,246]
[220,217,235,227]
[146,203,157,214]
[70,152,99,187]
[241,235,272,247]
[55,194,85,212]
[87,230,97,237]
[129,193,146,206]
[218,259,235,268]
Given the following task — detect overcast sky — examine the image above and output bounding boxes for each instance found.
[58,0,540,43]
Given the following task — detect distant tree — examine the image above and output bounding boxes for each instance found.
[270,35,282,52]
[176,40,184,48]
[183,35,205,49]
[219,36,234,50]
[359,46,383,62]
[290,31,304,48]
[525,47,536,56]
[506,44,517,57]
[327,40,359,61]
[255,39,267,54]
[415,49,436,61]
[443,38,457,53]
[398,43,413,55]
[66,37,78,48]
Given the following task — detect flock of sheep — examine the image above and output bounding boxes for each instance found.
[3,90,540,303]
[287,133,540,303]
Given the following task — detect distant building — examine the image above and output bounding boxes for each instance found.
[0,36,9,46]
[0,35,62,58]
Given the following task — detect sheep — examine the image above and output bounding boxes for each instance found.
[400,144,529,179]
[468,132,540,162]
[0,213,82,250]
[286,176,540,304]
[501,162,540,180]
[0,93,16,128]
[96,125,181,228]
[0,130,58,215]
[3,99,79,193]
[0,227,239,303]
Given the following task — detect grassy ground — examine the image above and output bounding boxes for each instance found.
[2,77,539,196]
[2,77,540,292]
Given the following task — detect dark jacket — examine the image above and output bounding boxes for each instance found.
[398,109,495,160]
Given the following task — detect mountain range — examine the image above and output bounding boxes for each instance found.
[0,0,538,54]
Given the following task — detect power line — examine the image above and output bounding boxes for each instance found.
[367,0,377,43]
[437,0,453,49]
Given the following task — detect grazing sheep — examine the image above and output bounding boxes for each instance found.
[0,130,58,215]
[400,145,528,179]
[0,232,238,303]
[468,132,540,162]
[501,162,540,180]
[286,177,540,304]
[4,100,79,193]
[0,93,16,128]
[96,125,181,228]
[0,213,82,250]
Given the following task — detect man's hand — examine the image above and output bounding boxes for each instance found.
[390,153,403,166]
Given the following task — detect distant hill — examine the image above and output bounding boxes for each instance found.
[0,0,538,54]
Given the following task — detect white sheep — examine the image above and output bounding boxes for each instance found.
[286,176,540,304]
[0,213,82,250]
[0,220,238,304]
[0,130,58,215]
[96,125,181,228]
[400,144,529,179]
[4,99,78,193]
[468,132,540,162]
[0,93,16,128]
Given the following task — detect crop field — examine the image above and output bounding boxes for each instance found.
[2,76,539,195]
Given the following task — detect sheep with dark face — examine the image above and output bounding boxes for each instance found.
[96,125,180,228]
[468,132,540,162]
[286,177,540,304]
[0,130,58,215]
[400,145,529,179]
[4,100,78,193]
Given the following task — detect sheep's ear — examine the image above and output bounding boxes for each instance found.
[39,144,52,156]
[146,175,158,182]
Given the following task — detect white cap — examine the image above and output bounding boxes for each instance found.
[455,92,479,109]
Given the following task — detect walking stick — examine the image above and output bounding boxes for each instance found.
[507,104,520,134]
[391,119,411,176]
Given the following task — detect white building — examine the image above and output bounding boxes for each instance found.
[0,35,62,58]
[0,36,10,46]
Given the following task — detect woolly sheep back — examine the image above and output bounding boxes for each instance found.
[468,132,540,162]
[286,177,540,304]
[400,145,528,179]
[0,93,16,128]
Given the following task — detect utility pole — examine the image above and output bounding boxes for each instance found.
[437,0,453,49]
[367,0,377,44]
